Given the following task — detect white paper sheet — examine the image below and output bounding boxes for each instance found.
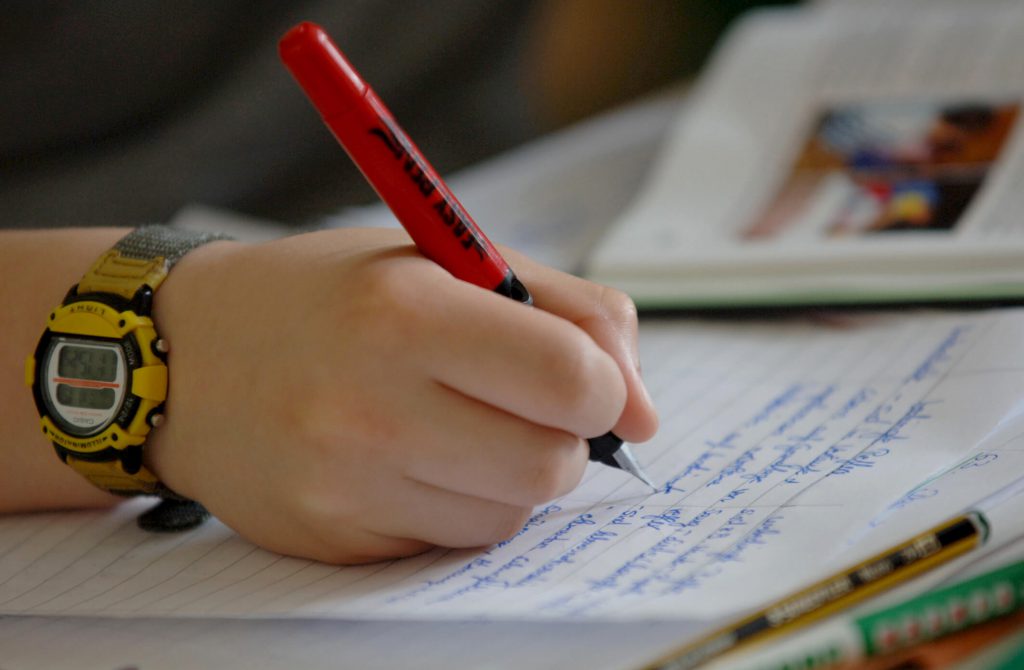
[3,309,1024,624]
[839,416,1024,561]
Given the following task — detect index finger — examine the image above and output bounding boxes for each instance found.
[501,248,660,443]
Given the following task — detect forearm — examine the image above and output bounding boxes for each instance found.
[0,228,128,512]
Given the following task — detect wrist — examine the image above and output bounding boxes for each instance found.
[143,237,243,501]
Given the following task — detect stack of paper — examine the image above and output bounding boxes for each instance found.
[4,309,1024,669]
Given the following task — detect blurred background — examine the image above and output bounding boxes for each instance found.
[0,0,796,229]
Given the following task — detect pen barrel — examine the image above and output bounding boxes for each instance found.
[326,92,516,295]
[279,22,515,296]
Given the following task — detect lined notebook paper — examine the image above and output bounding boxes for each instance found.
[3,310,1024,623]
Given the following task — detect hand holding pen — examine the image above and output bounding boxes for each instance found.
[135,24,658,565]
[279,22,657,488]
[145,229,659,563]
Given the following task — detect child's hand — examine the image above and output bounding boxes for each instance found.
[147,228,658,564]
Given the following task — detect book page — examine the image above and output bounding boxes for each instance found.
[586,4,1024,306]
[2,309,1024,623]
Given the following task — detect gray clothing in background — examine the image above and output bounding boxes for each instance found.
[0,1,537,227]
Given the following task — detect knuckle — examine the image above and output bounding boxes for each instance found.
[547,336,593,400]
[286,394,401,468]
[597,285,639,327]
[282,452,375,536]
[522,433,587,503]
[545,335,617,428]
[330,396,404,454]
[288,477,354,530]
[358,261,407,303]
[349,262,428,345]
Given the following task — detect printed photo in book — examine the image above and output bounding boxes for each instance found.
[747,99,1019,241]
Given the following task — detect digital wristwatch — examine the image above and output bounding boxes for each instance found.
[25,226,229,528]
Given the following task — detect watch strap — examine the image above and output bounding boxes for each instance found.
[77,226,231,300]
[63,454,167,498]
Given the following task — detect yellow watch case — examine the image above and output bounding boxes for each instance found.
[26,284,168,493]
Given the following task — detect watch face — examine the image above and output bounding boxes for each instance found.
[40,336,129,437]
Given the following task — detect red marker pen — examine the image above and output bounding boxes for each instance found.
[279,22,529,304]
[279,22,653,488]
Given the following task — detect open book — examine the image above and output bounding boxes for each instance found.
[585,3,1024,310]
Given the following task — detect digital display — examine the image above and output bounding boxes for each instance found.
[56,384,116,410]
[58,344,118,382]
